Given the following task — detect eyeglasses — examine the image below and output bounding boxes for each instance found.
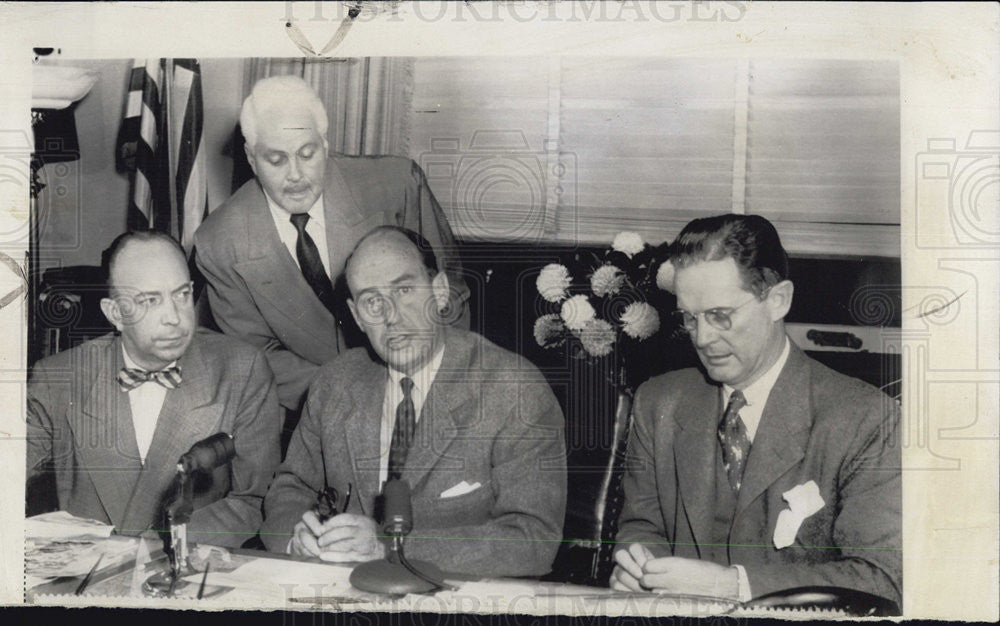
[672,290,768,334]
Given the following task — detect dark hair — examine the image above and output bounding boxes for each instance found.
[101,230,187,288]
[670,214,789,297]
[344,225,439,288]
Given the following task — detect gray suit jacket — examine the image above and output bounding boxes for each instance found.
[261,328,567,577]
[27,330,281,547]
[194,154,469,410]
[616,342,902,604]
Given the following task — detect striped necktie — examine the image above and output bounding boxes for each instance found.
[718,390,750,492]
[387,377,416,481]
[117,366,182,392]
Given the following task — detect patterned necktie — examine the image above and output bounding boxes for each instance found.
[117,366,182,392]
[289,212,337,315]
[718,390,750,492]
[387,377,416,481]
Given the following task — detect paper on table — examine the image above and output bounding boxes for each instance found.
[25,537,135,580]
[26,511,114,539]
[181,556,356,597]
[449,580,537,598]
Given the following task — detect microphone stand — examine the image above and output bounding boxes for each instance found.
[143,433,235,597]
[349,479,456,595]
[393,535,455,593]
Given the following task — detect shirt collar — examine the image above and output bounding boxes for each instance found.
[723,335,790,411]
[121,345,177,373]
[387,342,446,402]
[263,190,325,227]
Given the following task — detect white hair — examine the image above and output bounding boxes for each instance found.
[240,75,329,151]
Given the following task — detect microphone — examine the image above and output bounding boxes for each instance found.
[382,478,413,540]
[349,479,454,595]
[179,432,236,474]
[145,433,235,597]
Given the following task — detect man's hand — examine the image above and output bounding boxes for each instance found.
[289,511,386,562]
[610,543,654,591]
[639,556,740,600]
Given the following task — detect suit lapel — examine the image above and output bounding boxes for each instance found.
[401,330,475,494]
[119,336,222,533]
[672,377,722,553]
[233,183,338,355]
[77,338,143,528]
[735,344,813,516]
[344,360,386,517]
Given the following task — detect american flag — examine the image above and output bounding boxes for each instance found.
[116,58,207,253]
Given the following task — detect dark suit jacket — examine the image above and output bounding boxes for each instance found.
[194,155,470,410]
[615,341,901,604]
[26,330,281,547]
[261,328,567,577]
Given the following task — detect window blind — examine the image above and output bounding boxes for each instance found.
[408,57,900,256]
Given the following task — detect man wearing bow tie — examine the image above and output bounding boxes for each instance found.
[261,227,566,577]
[612,215,901,608]
[27,231,280,547]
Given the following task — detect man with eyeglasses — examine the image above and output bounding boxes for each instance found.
[27,230,280,547]
[611,214,901,608]
[261,226,566,577]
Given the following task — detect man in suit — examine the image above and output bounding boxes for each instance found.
[611,214,901,606]
[261,226,566,577]
[27,231,280,548]
[194,75,469,412]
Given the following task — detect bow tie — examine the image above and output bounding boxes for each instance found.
[117,366,182,391]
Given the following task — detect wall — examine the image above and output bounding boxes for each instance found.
[35,58,244,272]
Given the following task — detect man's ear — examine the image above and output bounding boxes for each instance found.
[346,298,362,330]
[243,144,258,177]
[100,297,124,331]
[766,280,794,321]
[431,271,450,312]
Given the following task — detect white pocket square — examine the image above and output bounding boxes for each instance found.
[773,480,825,550]
[440,480,482,499]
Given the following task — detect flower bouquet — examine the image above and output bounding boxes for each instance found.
[533,232,677,365]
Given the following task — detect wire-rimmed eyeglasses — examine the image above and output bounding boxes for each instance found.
[671,289,769,334]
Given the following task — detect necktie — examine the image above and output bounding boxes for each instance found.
[289,212,337,315]
[117,366,182,392]
[718,390,750,492]
[388,377,416,481]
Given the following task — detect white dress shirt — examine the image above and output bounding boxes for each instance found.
[121,347,175,465]
[378,345,446,487]
[264,191,332,278]
[721,336,791,443]
[721,336,790,601]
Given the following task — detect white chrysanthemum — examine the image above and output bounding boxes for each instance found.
[560,295,596,331]
[611,231,644,258]
[533,314,565,349]
[620,301,660,340]
[578,318,616,357]
[655,259,676,293]
[536,263,571,303]
[590,264,625,298]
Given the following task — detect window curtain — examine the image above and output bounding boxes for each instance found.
[232,57,413,189]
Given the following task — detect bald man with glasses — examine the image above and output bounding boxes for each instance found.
[611,214,901,610]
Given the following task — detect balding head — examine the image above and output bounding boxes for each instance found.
[99,231,196,371]
[345,227,450,375]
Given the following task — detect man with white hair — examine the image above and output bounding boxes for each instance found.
[195,75,468,416]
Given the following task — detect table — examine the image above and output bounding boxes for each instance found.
[25,535,844,617]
